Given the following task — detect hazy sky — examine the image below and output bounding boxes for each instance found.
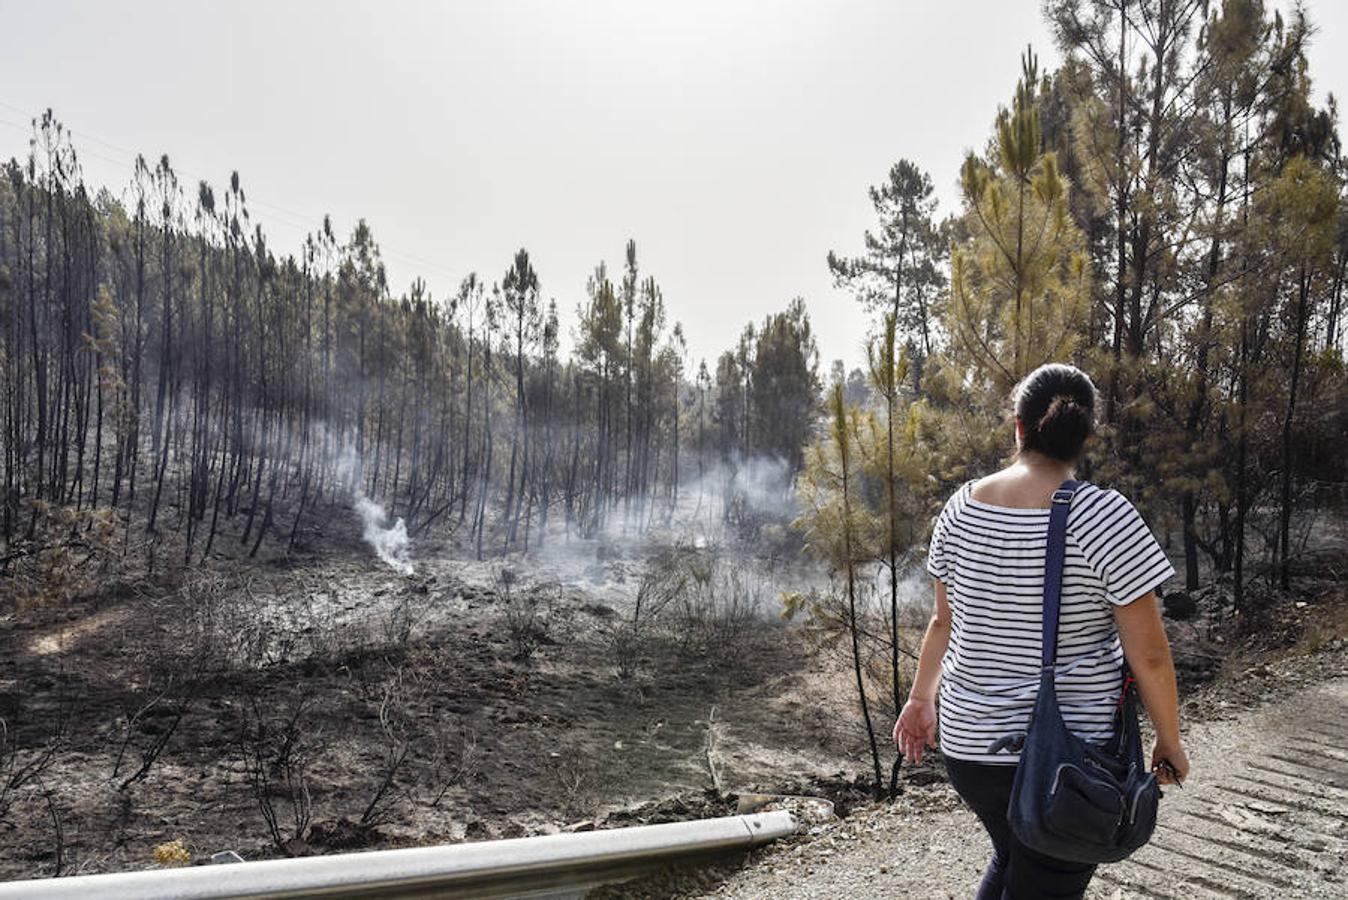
[2,1,1345,369]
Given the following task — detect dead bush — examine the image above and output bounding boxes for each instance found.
[550,754,598,820]
[379,587,434,650]
[3,501,118,610]
[0,704,69,876]
[605,559,683,679]
[238,692,319,856]
[0,714,66,826]
[608,542,770,678]
[669,552,764,664]
[175,570,257,673]
[500,577,567,662]
[358,670,415,828]
[111,675,193,791]
[106,593,206,790]
[425,720,478,807]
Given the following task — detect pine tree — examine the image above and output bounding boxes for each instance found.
[501,248,539,548]
[828,159,946,386]
[947,48,1091,393]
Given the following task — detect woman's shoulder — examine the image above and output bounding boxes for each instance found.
[928,480,974,536]
[1068,481,1136,514]
[966,470,1006,497]
[1067,482,1157,544]
[940,479,977,515]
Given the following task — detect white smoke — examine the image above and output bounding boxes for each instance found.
[326,436,414,575]
[354,493,414,576]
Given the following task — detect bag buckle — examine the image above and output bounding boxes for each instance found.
[1118,673,1136,707]
[988,733,1026,755]
[1051,488,1076,505]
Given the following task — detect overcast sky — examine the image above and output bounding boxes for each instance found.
[2,0,1345,370]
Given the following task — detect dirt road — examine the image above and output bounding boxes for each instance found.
[691,675,1348,899]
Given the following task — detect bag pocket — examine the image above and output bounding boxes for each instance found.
[1120,774,1160,846]
[1045,763,1125,840]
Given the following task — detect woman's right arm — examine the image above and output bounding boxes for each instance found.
[1113,591,1190,784]
[894,580,951,764]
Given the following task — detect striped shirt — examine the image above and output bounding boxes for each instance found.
[926,480,1174,764]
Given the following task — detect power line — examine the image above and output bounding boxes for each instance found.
[0,98,465,284]
[0,112,156,185]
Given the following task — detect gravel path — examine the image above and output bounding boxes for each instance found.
[688,672,1348,899]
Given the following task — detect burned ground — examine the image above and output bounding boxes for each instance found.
[0,532,873,879]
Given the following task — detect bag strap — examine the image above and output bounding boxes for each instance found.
[1042,478,1082,670]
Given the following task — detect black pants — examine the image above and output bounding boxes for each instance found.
[944,757,1097,900]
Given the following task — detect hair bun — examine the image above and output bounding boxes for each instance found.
[1013,364,1097,461]
[1035,395,1091,460]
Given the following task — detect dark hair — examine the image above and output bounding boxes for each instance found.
[1013,363,1097,462]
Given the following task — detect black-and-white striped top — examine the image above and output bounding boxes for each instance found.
[926,480,1174,764]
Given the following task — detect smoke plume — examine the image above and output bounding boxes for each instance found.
[328,436,414,575]
[354,493,414,575]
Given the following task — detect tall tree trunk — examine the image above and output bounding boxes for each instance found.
[1233,317,1249,614]
[1278,266,1311,590]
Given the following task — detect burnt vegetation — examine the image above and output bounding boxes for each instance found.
[2,0,1347,883]
[0,110,827,874]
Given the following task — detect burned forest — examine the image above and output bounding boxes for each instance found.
[0,113,850,878]
[2,0,1348,890]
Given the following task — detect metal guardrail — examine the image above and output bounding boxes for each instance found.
[0,811,797,899]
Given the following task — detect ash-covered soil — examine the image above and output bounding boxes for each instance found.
[0,527,879,880]
[3,510,1341,891]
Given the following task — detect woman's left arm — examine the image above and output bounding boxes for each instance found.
[1114,591,1189,784]
[894,580,952,764]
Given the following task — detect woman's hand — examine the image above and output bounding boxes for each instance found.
[896,581,950,766]
[1151,740,1190,786]
[894,697,938,764]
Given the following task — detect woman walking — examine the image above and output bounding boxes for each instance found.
[894,363,1189,899]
